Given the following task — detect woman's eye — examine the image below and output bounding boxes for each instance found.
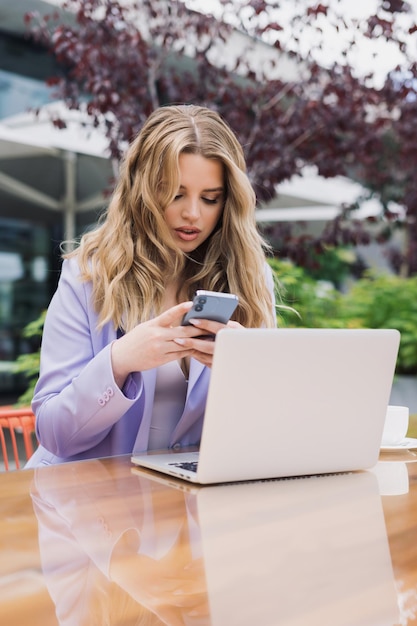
[203,196,221,205]
[173,194,183,201]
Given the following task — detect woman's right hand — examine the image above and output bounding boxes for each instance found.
[110,302,202,389]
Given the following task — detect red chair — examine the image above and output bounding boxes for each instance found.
[0,407,37,471]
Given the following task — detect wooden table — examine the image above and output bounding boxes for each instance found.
[0,450,416,626]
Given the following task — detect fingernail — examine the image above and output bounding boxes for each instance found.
[189,319,201,326]
[174,338,186,345]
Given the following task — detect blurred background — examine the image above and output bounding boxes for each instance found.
[0,0,416,411]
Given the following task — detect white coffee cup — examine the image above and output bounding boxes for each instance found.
[381,405,409,446]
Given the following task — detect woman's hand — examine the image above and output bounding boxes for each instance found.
[111,302,244,388]
[111,302,200,388]
[174,318,244,368]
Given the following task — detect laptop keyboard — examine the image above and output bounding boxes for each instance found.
[169,461,198,473]
[165,463,350,479]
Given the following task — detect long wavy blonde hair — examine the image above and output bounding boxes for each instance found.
[67,104,275,331]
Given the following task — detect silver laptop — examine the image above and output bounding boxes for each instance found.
[131,328,400,484]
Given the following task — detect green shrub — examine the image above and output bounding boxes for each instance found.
[269,257,343,329]
[339,273,417,374]
[12,310,45,407]
[270,258,417,375]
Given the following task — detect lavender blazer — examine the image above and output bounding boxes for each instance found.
[26,257,275,468]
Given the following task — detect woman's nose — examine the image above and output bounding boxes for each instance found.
[181,197,200,220]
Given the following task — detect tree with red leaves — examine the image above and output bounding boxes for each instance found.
[25,0,417,274]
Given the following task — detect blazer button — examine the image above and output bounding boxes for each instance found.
[98,397,106,407]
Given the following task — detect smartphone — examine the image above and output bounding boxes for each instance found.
[181,290,239,326]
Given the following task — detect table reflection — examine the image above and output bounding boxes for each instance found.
[31,460,208,626]
[371,460,410,496]
[31,464,400,626]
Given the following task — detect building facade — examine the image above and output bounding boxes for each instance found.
[0,4,106,396]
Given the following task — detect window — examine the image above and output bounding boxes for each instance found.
[0,218,52,395]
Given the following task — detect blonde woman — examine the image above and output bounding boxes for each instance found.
[26,104,276,467]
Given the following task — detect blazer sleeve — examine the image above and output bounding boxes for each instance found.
[32,257,143,458]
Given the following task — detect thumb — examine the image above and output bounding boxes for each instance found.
[155,301,193,328]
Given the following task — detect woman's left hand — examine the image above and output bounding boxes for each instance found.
[174,319,244,368]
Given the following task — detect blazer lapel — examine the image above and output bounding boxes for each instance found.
[186,358,206,399]
[170,359,210,444]
[132,360,210,451]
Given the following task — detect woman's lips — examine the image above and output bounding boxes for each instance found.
[174,227,201,242]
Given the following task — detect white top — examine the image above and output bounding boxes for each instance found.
[148,360,188,450]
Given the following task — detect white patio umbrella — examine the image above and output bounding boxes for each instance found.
[256,166,405,225]
[256,165,405,273]
[0,101,116,243]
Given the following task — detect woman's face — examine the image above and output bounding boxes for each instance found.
[164,153,225,253]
